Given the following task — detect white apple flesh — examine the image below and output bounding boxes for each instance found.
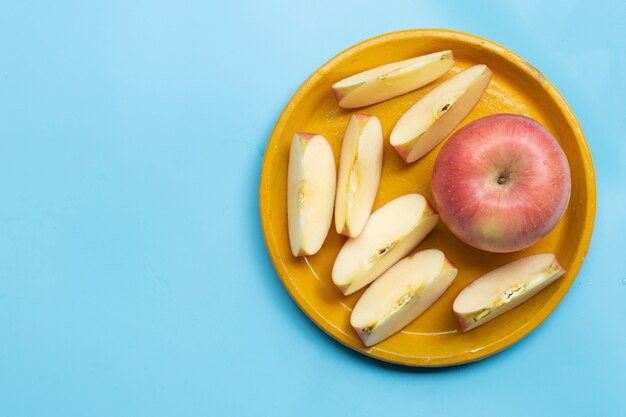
[332,193,438,295]
[453,253,565,331]
[287,133,336,257]
[335,114,383,238]
[390,64,492,163]
[351,249,458,346]
[431,114,571,253]
[332,50,454,108]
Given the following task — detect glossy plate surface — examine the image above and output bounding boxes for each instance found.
[259,29,596,366]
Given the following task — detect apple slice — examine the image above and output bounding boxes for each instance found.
[351,249,458,346]
[390,64,492,163]
[287,132,336,257]
[332,193,438,295]
[453,253,566,332]
[335,114,383,238]
[332,50,454,108]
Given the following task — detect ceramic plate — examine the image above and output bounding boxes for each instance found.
[259,29,596,366]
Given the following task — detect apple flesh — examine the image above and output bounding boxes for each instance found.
[390,64,492,163]
[335,114,383,238]
[431,114,571,253]
[287,133,336,257]
[332,193,438,295]
[351,249,458,346]
[453,253,565,331]
[332,50,454,108]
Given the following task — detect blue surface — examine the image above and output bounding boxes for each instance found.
[1,1,624,416]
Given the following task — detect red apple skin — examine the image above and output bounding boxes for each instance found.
[431,114,571,253]
[454,312,474,332]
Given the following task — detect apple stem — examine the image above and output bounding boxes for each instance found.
[497,171,511,185]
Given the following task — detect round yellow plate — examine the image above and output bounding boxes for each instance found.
[259,29,596,366]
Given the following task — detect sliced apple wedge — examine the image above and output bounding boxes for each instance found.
[287,132,336,257]
[335,114,383,238]
[351,249,458,346]
[453,253,566,332]
[332,193,438,295]
[390,64,492,163]
[332,50,454,109]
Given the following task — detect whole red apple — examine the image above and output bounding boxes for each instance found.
[431,114,571,253]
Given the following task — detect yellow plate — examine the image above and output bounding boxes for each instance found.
[259,29,596,366]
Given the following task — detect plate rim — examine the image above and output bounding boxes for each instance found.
[259,28,597,367]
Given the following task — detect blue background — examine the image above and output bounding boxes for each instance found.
[1,1,624,416]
